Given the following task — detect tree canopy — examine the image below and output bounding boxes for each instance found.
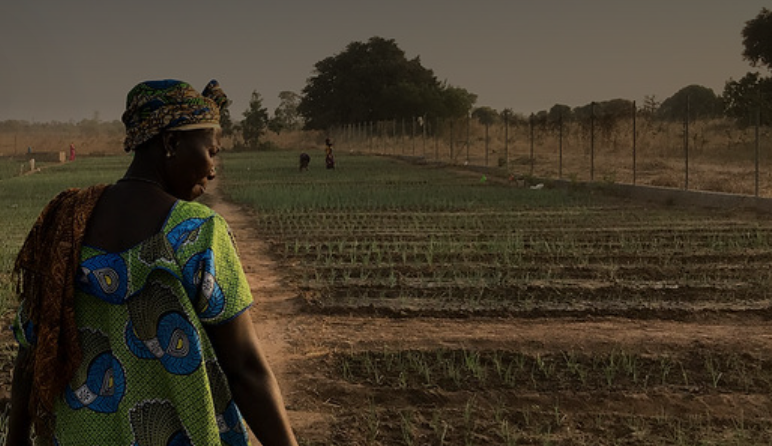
[268,91,303,134]
[723,73,772,126]
[657,85,723,121]
[742,8,772,71]
[298,36,476,130]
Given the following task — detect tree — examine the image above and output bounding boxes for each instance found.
[268,91,302,134]
[299,36,476,129]
[219,100,235,138]
[471,106,499,125]
[742,8,772,71]
[657,85,723,121]
[723,72,772,126]
[547,104,572,123]
[640,95,660,117]
[241,91,269,149]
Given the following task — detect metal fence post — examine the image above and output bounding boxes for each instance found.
[466,114,471,163]
[632,101,637,185]
[590,102,595,182]
[485,122,489,167]
[559,114,563,179]
[684,95,690,190]
[756,91,761,197]
[504,111,509,170]
[529,113,534,176]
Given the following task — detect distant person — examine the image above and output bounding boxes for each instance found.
[6,79,299,446]
[27,146,32,154]
[299,152,310,171]
[69,142,76,161]
[324,138,335,170]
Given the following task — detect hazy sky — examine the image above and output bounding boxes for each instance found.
[1,1,769,122]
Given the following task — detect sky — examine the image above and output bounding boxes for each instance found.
[0,0,769,123]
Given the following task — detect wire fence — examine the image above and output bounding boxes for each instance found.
[329,103,772,197]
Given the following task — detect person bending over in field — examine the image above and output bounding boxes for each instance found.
[299,152,310,171]
[6,79,299,446]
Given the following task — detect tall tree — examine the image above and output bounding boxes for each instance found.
[268,91,302,134]
[241,91,269,149]
[219,100,235,138]
[299,36,476,129]
[657,85,723,121]
[742,8,772,71]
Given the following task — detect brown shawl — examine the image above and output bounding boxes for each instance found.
[13,184,108,432]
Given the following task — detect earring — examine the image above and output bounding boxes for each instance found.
[166,150,174,158]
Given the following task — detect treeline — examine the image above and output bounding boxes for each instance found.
[4,8,771,153]
[235,9,772,148]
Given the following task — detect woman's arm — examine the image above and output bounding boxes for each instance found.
[5,347,33,446]
[206,312,299,446]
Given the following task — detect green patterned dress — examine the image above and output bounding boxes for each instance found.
[13,200,254,446]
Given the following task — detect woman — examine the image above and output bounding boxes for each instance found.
[6,80,299,446]
[324,138,335,170]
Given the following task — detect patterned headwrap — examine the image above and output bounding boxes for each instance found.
[122,79,228,152]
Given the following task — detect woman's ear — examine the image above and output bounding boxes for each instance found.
[161,132,177,158]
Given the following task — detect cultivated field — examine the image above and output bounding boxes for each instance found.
[1,150,772,445]
[219,151,772,445]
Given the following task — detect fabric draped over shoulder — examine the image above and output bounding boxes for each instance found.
[12,184,108,432]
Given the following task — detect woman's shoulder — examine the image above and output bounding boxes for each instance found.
[167,200,220,223]
[163,200,228,240]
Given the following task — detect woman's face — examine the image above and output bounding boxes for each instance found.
[164,129,221,201]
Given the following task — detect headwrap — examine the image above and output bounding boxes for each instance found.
[121,79,228,152]
[13,185,109,435]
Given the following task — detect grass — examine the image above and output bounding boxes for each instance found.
[0,156,129,313]
[219,150,596,212]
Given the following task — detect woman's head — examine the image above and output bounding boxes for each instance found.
[122,79,227,153]
[121,79,227,200]
[161,127,221,201]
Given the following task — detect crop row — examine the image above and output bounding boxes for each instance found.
[335,348,771,394]
[298,263,770,283]
[305,283,769,317]
[323,393,772,446]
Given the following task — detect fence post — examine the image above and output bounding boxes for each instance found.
[435,118,439,161]
[529,114,535,176]
[485,122,489,167]
[632,101,637,185]
[391,120,395,154]
[684,95,690,190]
[466,113,471,163]
[412,117,416,156]
[591,102,595,182]
[559,113,563,179]
[504,111,509,170]
[401,118,406,154]
[756,90,761,197]
[450,119,454,161]
[421,116,426,158]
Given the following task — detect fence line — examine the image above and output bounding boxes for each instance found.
[329,104,770,197]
